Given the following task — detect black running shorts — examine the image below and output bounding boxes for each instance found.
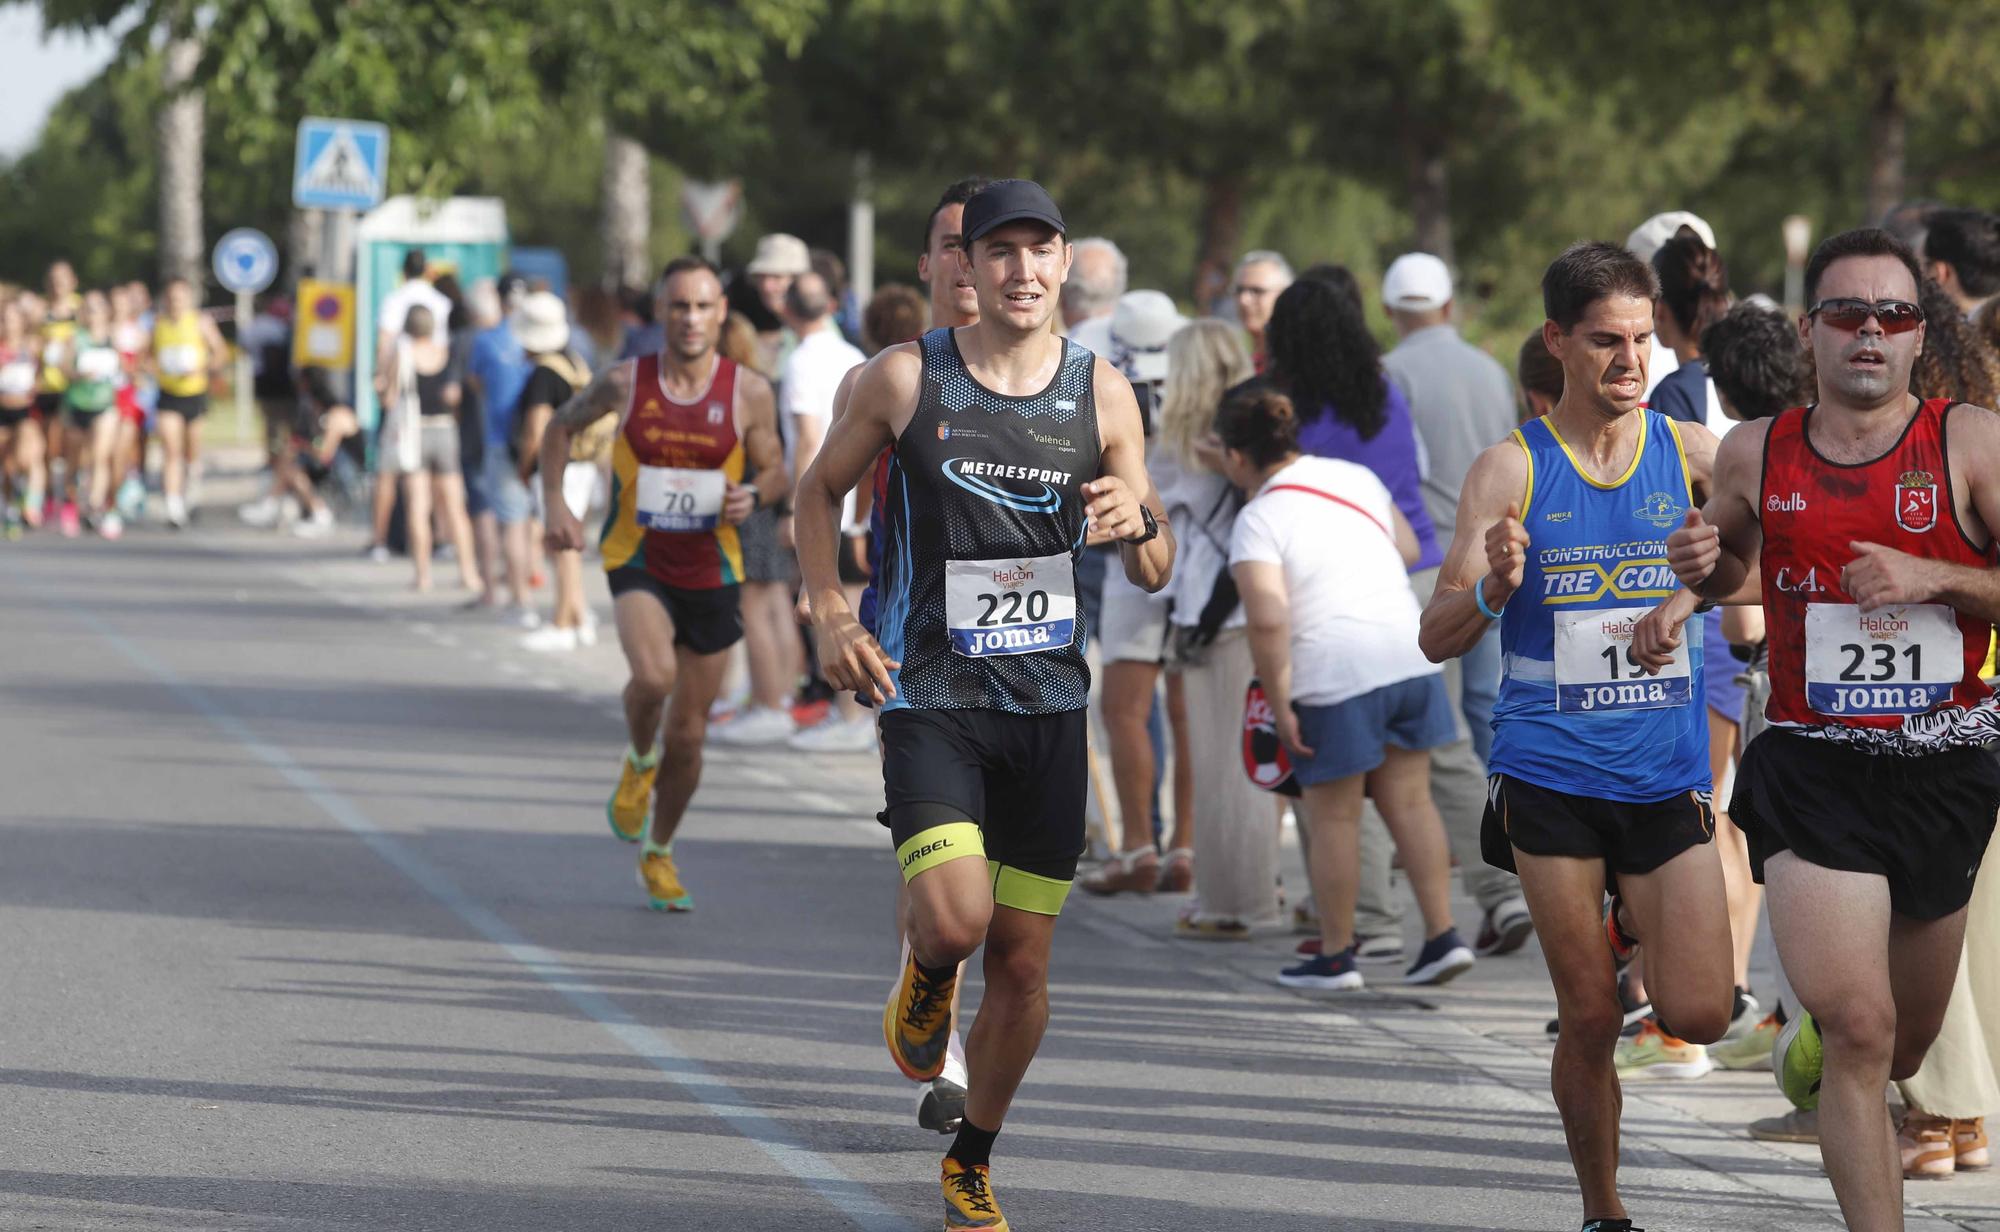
[1731,728,2000,921]
[156,391,209,420]
[1483,773,1714,878]
[607,568,743,656]
[878,706,1088,913]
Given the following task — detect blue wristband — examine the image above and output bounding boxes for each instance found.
[1474,577,1505,621]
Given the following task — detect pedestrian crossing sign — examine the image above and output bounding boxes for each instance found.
[293,117,390,211]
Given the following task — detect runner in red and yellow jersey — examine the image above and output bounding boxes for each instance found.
[542,256,786,911]
[597,353,748,589]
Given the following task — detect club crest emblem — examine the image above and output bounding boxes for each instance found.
[1896,470,1937,533]
[1633,491,1684,529]
[937,421,951,441]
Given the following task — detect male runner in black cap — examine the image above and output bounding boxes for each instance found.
[796,178,1175,1231]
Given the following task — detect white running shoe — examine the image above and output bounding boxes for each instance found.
[367,544,391,564]
[575,619,599,648]
[504,606,542,629]
[709,705,795,746]
[238,496,281,528]
[165,494,189,529]
[787,715,877,752]
[290,507,334,538]
[522,625,581,653]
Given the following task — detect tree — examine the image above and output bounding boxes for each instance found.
[8,0,824,286]
[155,33,202,282]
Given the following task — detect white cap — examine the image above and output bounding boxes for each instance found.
[510,291,570,355]
[1110,290,1187,384]
[1627,212,1716,263]
[1382,253,1453,311]
[746,233,810,277]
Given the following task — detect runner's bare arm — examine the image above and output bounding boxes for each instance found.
[1670,417,1770,601]
[1849,401,2000,620]
[828,365,875,529]
[1633,421,1728,670]
[201,316,230,377]
[828,364,860,429]
[1675,420,1721,507]
[551,361,633,433]
[541,361,633,552]
[730,370,786,525]
[1420,439,1530,662]
[1085,359,1174,592]
[799,347,913,703]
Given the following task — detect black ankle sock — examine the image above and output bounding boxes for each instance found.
[1732,985,1750,1019]
[947,1119,998,1169]
[916,958,957,984]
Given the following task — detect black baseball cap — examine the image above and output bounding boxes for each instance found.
[961,179,1067,248]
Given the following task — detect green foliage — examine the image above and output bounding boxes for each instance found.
[5,0,2000,355]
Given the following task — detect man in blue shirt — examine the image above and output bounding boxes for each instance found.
[466,274,537,622]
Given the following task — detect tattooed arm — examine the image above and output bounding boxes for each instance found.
[542,361,633,553]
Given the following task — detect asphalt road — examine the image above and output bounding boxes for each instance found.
[4,512,1998,1232]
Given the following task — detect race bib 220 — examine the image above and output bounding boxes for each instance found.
[945,554,1076,657]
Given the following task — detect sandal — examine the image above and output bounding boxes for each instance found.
[1173,903,1251,941]
[1155,847,1194,893]
[1078,847,1159,896]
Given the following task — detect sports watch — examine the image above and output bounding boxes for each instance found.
[1121,505,1159,545]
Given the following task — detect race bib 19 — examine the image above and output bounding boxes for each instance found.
[635,466,727,532]
[945,554,1076,657]
[1553,605,1692,713]
[1804,603,1960,716]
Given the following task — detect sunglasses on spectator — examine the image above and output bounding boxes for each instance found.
[1806,298,1925,334]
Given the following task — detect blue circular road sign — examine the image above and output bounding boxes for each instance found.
[213,228,279,295]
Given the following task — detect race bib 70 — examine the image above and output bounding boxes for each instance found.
[635,466,726,532]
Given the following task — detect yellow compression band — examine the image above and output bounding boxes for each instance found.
[896,822,986,882]
[989,861,1074,916]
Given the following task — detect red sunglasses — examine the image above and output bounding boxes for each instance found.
[1807,297,1925,334]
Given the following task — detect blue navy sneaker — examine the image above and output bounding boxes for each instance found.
[1277,948,1364,991]
[1403,927,1475,986]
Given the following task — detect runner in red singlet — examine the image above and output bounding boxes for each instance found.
[541,256,787,911]
[1669,227,2000,1230]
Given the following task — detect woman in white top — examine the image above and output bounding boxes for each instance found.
[375,305,479,593]
[1220,383,1473,991]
